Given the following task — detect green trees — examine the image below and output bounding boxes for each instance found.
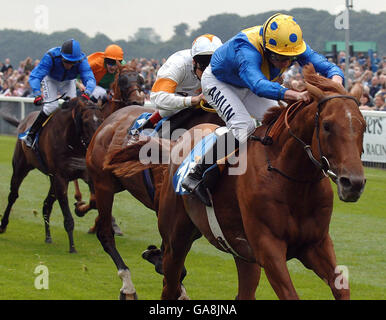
[0,9,384,63]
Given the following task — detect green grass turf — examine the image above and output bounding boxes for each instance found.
[0,135,384,300]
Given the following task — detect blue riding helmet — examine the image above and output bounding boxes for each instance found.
[60,39,86,62]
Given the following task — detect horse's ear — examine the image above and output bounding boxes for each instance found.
[306,82,325,102]
[350,82,363,102]
[117,61,124,72]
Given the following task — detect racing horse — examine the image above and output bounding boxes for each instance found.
[109,64,366,299]
[0,97,103,253]
[85,104,224,299]
[73,63,145,216]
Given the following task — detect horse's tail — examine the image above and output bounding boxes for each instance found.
[103,135,173,178]
[0,111,20,127]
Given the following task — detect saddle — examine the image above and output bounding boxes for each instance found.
[18,114,54,173]
[128,108,207,139]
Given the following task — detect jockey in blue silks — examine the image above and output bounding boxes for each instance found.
[22,39,96,148]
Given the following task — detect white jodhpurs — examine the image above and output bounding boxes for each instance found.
[41,76,77,115]
[201,65,279,144]
[91,85,108,100]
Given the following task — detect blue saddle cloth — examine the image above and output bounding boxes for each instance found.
[128,112,168,137]
[128,112,169,201]
[173,132,217,195]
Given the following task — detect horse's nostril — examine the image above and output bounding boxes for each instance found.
[339,177,352,188]
[339,175,366,192]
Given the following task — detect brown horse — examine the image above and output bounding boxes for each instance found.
[73,63,145,216]
[85,104,224,299]
[108,65,366,299]
[0,97,103,253]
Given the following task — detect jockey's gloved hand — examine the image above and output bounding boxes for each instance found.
[33,95,43,106]
[81,92,91,101]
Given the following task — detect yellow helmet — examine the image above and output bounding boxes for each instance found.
[104,44,124,60]
[261,13,306,56]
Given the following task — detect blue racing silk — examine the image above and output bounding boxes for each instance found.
[210,26,344,101]
[29,47,96,96]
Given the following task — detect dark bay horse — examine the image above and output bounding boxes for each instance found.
[109,65,366,299]
[73,63,145,216]
[85,105,224,299]
[0,98,103,253]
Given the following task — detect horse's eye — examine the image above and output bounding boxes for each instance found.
[323,121,331,132]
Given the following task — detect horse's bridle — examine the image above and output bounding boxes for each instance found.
[72,104,101,148]
[252,94,360,183]
[113,71,143,105]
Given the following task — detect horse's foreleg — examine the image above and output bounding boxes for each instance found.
[298,235,349,300]
[0,163,31,233]
[94,183,136,300]
[74,180,97,217]
[42,180,56,243]
[256,235,299,300]
[160,209,196,300]
[234,257,261,300]
[52,177,76,253]
[73,179,82,203]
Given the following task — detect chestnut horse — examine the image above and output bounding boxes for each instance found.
[86,104,224,299]
[73,63,145,215]
[107,65,366,299]
[0,97,103,253]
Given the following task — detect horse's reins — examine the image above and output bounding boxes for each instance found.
[40,93,68,105]
[252,94,360,183]
[112,72,142,105]
[71,103,101,148]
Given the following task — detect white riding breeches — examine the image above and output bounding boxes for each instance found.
[41,76,77,115]
[91,85,107,100]
[201,65,279,144]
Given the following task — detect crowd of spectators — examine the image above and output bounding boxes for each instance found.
[1,50,385,110]
[283,51,386,111]
[0,57,40,97]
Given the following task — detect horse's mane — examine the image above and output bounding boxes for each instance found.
[262,64,345,127]
[302,64,346,95]
[61,97,89,111]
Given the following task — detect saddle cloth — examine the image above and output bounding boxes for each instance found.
[128,112,168,137]
[173,132,218,195]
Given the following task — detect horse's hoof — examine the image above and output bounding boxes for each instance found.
[0,227,6,234]
[141,245,161,260]
[74,201,88,217]
[142,245,163,274]
[69,248,77,253]
[119,291,138,300]
[178,284,190,300]
[45,237,52,243]
[113,227,124,236]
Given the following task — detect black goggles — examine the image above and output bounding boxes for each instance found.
[62,58,78,65]
[105,58,122,66]
[268,52,297,63]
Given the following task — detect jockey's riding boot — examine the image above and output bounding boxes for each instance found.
[182,162,213,206]
[182,128,240,207]
[22,111,49,148]
[143,110,162,130]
